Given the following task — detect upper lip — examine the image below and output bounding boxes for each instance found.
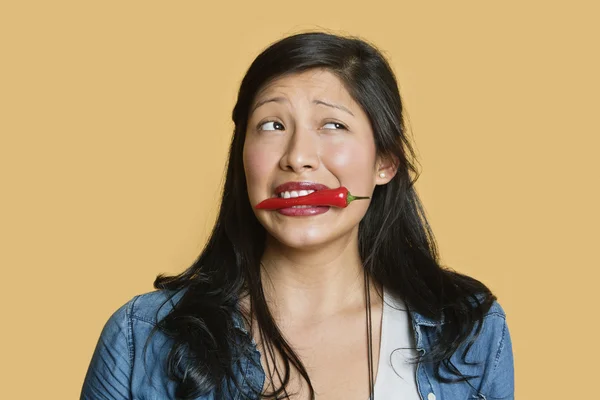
[274,181,330,195]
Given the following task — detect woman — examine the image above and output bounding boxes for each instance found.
[81,31,514,400]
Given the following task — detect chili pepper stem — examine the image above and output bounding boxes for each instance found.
[347,194,370,203]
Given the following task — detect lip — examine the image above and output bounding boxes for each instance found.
[273,181,330,195]
[277,206,330,217]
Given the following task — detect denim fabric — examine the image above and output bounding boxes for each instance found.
[81,289,514,400]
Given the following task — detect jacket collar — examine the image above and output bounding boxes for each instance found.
[232,309,248,333]
[408,308,440,327]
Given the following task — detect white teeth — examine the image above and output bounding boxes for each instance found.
[279,189,315,198]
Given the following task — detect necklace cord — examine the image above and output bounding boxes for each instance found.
[255,270,376,400]
[364,269,375,400]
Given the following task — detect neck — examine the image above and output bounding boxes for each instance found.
[258,229,380,324]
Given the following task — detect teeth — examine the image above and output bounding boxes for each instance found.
[279,189,315,198]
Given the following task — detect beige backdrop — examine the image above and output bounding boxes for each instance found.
[1,1,598,399]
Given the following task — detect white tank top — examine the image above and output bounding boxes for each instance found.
[372,288,421,399]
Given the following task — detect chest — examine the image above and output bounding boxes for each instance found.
[254,306,382,400]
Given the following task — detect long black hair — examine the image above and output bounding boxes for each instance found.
[150,31,495,399]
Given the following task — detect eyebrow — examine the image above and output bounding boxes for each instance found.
[251,96,355,117]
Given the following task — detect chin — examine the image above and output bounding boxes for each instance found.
[269,229,331,250]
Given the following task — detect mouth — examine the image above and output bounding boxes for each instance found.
[275,189,318,200]
[273,181,330,198]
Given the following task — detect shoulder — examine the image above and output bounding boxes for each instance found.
[470,299,511,357]
[410,294,507,327]
[125,288,187,326]
[450,298,510,353]
[449,299,514,398]
[89,287,188,349]
[459,299,514,397]
[91,288,188,347]
[478,299,509,341]
[81,288,189,398]
[410,295,512,368]
[412,298,514,398]
[484,300,507,319]
[470,299,510,357]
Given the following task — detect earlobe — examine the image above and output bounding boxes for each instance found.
[376,154,399,181]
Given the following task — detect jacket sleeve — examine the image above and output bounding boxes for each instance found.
[485,316,515,399]
[80,299,135,400]
[468,302,514,400]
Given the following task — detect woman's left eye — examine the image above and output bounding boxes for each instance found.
[323,122,347,130]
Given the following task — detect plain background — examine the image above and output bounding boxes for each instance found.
[1,1,598,398]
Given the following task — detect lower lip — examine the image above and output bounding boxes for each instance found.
[277,206,330,216]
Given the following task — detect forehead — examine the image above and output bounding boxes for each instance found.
[252,68,356,107]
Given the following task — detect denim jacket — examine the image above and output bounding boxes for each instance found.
[81,289,514,400]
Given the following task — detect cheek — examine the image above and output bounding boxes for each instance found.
[244,149,265,177]
[325,140,375,182]
[243,143,274,188]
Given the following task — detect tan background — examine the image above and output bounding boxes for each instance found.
[1,1,598,398]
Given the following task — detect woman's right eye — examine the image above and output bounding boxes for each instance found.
[259,121,284,131]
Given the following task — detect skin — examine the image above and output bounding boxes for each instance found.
[242,68,398,399]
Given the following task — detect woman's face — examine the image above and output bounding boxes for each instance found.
[243,68,395,250]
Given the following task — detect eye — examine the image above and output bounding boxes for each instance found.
[258,120,285,131]
[323,122,348,130]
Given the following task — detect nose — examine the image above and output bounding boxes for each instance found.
[279,125,320,173]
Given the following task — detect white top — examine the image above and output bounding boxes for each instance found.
[372,288,421,399]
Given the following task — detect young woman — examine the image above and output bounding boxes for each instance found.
[81,31,514,400]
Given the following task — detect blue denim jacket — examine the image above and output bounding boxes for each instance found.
[81,289,514,400]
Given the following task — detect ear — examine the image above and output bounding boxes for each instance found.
[376,154,399,185]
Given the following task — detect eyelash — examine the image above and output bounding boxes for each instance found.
[257,120,348,131]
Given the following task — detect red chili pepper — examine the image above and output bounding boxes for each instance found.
[255,186,370,210]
